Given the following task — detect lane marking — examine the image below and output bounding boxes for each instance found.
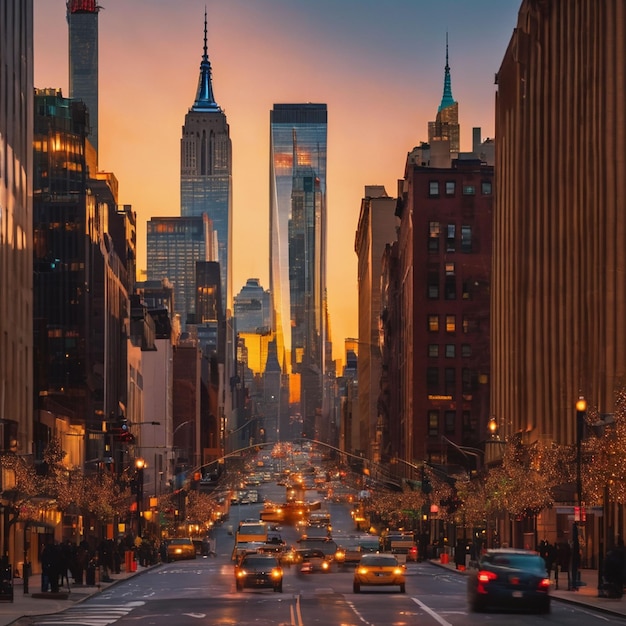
[411,597,454,626]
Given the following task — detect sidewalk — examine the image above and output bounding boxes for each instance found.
[0,564,151,626]
[430,558,626,618]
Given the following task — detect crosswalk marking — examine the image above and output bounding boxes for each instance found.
[32,601,144,626]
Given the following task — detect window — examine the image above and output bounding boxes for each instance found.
[445,315,456,333]
[446,224,456,252]
[428,410,439,437]
[445,262,456,300]
[428,221,440,252]
[428,344,439,358]
[445,410,456,434]
[462,184,476,195]
[462,410,478,436]
[461,281,470,299]
[462,368,472,393]
[461,225,472,252]
[426,367,439,391]
[428,267,439,299]
[481,181,492,195]
[428,315,439,332]
[429,181,440,197]
[445,367,456,394]
[462,316,478,333]
[445,181,455,195]
[445,344,455,358]
[461,344,472,358]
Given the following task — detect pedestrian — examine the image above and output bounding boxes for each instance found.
[554,541,571,591]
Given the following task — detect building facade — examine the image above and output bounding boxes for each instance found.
[383,159,493,473]
[493,0,626,446]
[269,103,328,441]
[354,186,399,460]
[1,0,33,457]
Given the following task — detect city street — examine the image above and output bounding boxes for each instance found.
[12,477,626,626]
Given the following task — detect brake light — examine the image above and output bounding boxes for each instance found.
[538,577,550,590]
[476,570,497,594]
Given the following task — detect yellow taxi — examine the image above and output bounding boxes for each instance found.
[353,553,406,593]
[165,537,197,562]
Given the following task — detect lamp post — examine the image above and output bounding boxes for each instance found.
[135,458,145,538]
[572,396,587,591]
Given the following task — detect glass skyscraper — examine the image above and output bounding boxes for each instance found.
[269,103,327,438]
[146,216,210,328]
[180,13,232,312]
[67,0,100,157]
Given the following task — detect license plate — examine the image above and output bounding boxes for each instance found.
[375,573,385,577]
[512,591,523,598]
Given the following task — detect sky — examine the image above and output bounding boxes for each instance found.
[33,0,521,362]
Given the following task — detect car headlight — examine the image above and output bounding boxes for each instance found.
[336,551,345,559]
[357,567,368,575]
[237,570,246,578]
[393,568,403,575]
[322,561,329,570]
[271,568,282,579]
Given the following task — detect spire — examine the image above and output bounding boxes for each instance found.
[191,8,221,113]
[437,32,456,112]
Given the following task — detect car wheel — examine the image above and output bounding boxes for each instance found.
[538,601,551,614]
[470,599,485,613]
[353,582,360,593]
[400,583,406,593]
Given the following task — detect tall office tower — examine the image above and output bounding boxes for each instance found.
[493,1,626,446]
[146,215,211,328]
[354,186,399,460]
[67,0,100,158]
[180,12,232,313]
[428,35,459,165]
[270,103,328,440]
[0,0,33,457]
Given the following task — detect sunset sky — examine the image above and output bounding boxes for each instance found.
[33,0,521,361]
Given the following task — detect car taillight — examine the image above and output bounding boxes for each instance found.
[476,570,497,594]
[538,577,550,590]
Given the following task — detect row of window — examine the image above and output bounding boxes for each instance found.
[428,344,472,358]
[429,222,472,253]
[428,314,480,333]
[428,180,492,197]
[427,409,479,437]
[426,366,475,392]
[427,263,481,300]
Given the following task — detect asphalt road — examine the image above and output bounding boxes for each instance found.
[22,475,626,626]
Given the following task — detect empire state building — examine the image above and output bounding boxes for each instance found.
[180,12,232,311]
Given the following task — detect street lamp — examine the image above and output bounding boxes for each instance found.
[135,458,145,538]
[572,396,587,591]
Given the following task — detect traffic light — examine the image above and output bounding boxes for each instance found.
[114,414,135,444]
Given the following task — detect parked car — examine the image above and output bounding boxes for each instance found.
[467,549,551,613]
[353,553,406,593]
[234,553,283,592]
[165,537,196,562]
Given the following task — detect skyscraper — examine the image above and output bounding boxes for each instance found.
[67,0,100,157]
[146,215,211,328]
[269,103,327,440]
[180,11,232,312]
[428,34,459,164]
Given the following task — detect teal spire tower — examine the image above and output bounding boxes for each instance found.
[438,33,457,112]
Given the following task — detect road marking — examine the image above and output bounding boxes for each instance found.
[411,598,454,626]
[32,601,144,626]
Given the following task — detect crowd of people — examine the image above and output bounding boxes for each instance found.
[38,534,163,593]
